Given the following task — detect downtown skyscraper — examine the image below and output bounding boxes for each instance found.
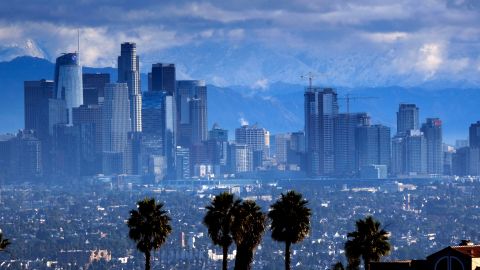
[304,87,338,176]
[118,42,142,132]
[55,52,83,125]
[421,118,443,175]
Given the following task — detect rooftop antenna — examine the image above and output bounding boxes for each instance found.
[301,72,316,90]
[77,28,80,64]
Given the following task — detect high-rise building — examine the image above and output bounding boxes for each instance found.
[8,130,43,181]
[24,79,54,133]
[72,105,103,154]
[391,136,405,175]
[207,124,229,171]
[24,79,67,175]
[229,143,253,173]
[404,130,427,175]
[469,121,480,148]
[235,124,269,169]
[102,83,131,174]
[421,118,443,175]
[176,80,208,147]
[83,73,110,105]
[72,104,103,174]
[355,124,391,173]
[142,91,165,135]
[334,113,370,176]
[288,131,306,170]
[397,104,419,135]
[175,146,190,179]
[55,53,83,125]
[304,87,338,176]
[150,63,176,94]
[118,42,142,132]
[274,134,291,165]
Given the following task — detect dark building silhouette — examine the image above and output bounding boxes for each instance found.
[469,121,480,148]
[356,124,391,173]
[334,112,369,177]
[82,73,110,105]
[150,63,176,94]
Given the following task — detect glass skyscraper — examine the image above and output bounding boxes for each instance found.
[304,87,338,176]
[55,52,83,125]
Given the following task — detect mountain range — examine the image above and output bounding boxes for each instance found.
[0,56,479,143]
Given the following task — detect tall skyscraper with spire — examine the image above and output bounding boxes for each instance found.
[54,52,83,125]
[118,42,142,132]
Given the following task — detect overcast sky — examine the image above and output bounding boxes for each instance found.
[0,0,479,86]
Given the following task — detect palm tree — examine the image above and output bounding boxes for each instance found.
[231,200,267,270]
[127,197,172,270]
[344,216,391,270]
[0,231,10,252]
[268,190,311,270]
[203,192,241,270]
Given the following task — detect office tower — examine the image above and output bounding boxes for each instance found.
[229,143,253,173]
[275,134,291,165]
[72,105,103,174]
[469,121,480,148]
[421,118,443,175]
[24,79,54,132]
[52,124,82,177]
[304,87,338,176]
[73,105,103,154]
[55,52,83,125]
[453,147,480,176]
[356,124,391,173]
[209,123,229,141]
[83,73,110,105]
[142,91,165,135]
[397,104,419,135]
[175,146,190,179]
[334,113,369,176]
[404,130,427,175]
[9,130,43,181]
[288,131,306,170]
[102,83,131,174]
[118,42,142,132]
[24,79,67,175]
[176,80,208,147]
[235,124,268,169]
[207,124,229,171]
[125,132,142,175]
[150,63,176,94]
[0,134,15,181]
[391,136,405,175]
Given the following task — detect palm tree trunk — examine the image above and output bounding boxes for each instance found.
[222,245,228,270]
[285,241,291,270]
[234,246,253,270]
[145,250,151,270]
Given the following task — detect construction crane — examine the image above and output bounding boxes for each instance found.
[300,72,316,90]
[338,94,378,114]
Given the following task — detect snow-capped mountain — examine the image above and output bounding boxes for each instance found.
[0,39,47,61]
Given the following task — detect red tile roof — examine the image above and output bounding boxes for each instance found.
[451,245,480,258]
